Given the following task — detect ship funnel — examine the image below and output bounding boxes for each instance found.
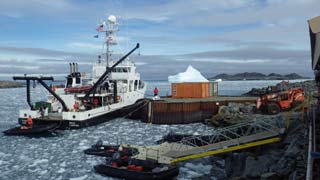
[72,62,76,73]
[69,63,72,74]
[75,63,78,72]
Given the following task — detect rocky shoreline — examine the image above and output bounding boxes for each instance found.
[243,80,316,96]
[207,113,307,180]
[197,80,315,179]
[0,81,24,89]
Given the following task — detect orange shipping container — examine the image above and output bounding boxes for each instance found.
[171,82,210,98]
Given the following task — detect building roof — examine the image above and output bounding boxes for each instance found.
[309,16,320,33]
[308,16,320,70]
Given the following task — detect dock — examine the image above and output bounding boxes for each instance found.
[128,116,284,164]
[139,96,257,124]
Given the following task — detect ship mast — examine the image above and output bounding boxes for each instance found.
[98,15,119,69]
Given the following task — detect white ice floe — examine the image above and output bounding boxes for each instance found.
[28,159,49,168]
[0,160,7,165]
[168,65,209,83]
[57,168,65,174]
[60,161,67,167]
[0,152,9,157]
[69,175,88,180]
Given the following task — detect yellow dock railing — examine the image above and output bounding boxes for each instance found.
[170,137,281,164]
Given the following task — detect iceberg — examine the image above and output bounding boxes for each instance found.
[168,65,209,83]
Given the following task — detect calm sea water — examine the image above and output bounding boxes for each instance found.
[0,79,309,180]
[145,79,310,97]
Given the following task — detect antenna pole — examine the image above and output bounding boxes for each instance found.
[106,31,109,68]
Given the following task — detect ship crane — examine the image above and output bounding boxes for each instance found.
[84,43,140,100]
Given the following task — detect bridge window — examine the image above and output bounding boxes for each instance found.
[139,80,144,89]
[66,78,73,88]
[134,80,138,91]
[76,77,81,84]
[111,68,130,73]
[129,80,133,92]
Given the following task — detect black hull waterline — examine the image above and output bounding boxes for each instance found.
[3,123,59,136]
[94,163,179,180]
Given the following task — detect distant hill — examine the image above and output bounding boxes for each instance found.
[0,81,24,88]
[209,72,308,81]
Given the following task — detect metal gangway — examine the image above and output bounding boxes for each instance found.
[129,116,286,164]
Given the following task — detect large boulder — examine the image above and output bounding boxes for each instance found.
[218,106,231,116]
[243,155,275,178]
[209,103,255,127]
[260,172,281,180]
[239,103,255,113]
[225,153,247,177]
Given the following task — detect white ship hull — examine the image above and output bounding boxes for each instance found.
[18,87,146,129]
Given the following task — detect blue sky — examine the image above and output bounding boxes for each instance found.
[0,0,319,80]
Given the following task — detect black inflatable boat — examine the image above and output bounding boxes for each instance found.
[3,123,59,136]
[84,141,138,157]
[94,159,179,180]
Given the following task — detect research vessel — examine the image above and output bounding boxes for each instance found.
[13,15,146,129]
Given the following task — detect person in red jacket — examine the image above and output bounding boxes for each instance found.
[153,87,159,96]
[27,115,33,129]
[73,101,79,111]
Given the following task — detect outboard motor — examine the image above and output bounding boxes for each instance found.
[93,140,103,148]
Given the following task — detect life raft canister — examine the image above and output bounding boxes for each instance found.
[111,162,118,168]
[134,166,143,172]
[128,164,135,170]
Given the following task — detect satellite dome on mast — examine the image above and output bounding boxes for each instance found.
[108,15,117,24]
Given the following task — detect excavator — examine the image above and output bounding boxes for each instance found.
[256,87,305,115]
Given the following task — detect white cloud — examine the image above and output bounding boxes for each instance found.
[135,62,147,66]
[190,58,271,64]
[0,64,39,69]
[0,0,77,18]
[68,42,101,50]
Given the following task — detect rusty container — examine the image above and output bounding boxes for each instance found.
[171,82,210,98]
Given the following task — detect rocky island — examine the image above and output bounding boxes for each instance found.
[210,72,308,81]
[0,81,24,89]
